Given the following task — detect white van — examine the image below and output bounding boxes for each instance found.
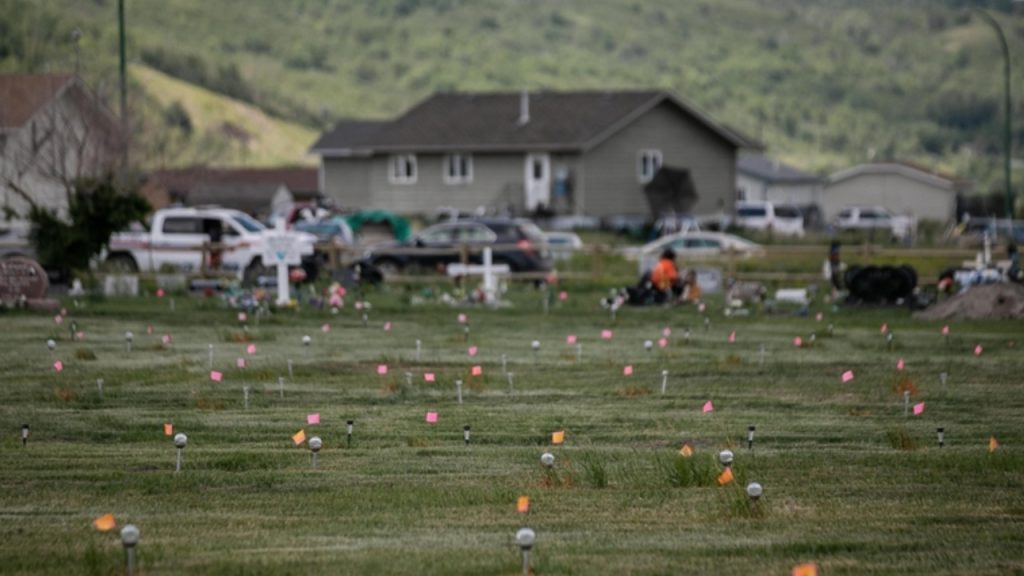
[735,201,805,237]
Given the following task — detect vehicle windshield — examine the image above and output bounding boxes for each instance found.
[516,221,547,243]
[738,207,767,218]
[233,214,267,232]
[774,206,801,218]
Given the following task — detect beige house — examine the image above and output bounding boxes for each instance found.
[822,162,967,223]
[311,90,756,220]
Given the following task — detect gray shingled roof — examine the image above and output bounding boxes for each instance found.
[737,153,821,184]
[310,90,754,155]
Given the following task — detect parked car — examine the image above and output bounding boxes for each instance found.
[107,207,320,283]
[735,201,805,237]
[0,220,33,260]
[952,217,1024,247]
[362,218,551,276]
[834,206,915,241]
[542,231,583,261]
[627,231,763,275]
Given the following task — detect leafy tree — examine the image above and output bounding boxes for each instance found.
[27,174,150,277]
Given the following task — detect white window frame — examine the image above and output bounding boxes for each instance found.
[444,153,473,185]
[637,149,663,184]
[389,154,418,185]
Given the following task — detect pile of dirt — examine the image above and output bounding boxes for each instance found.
[914,283,1024,321]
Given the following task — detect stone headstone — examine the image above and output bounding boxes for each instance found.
[0,256,49,304]
[103,274,139,297]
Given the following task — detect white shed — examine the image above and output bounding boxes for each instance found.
[822,162,965,223]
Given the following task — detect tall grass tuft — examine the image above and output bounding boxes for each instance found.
[578,452,609,488]
[662,453,718,487]
[886,427,918,451]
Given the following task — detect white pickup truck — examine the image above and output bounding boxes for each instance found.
[106,207,319,283]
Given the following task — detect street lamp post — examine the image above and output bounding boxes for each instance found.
[972,8,1014,221]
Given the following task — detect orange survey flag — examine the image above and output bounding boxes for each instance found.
[717,467,734,486]
[292,429,306,446]
[93,513,116,532]
[989,436,999,453]
[517,496,530,514]
[679,444,693,458]
[791,563,818,576]
[551,431,565,445]
[164,423,173,436]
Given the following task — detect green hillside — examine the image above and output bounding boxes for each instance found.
[2,0,1022,200]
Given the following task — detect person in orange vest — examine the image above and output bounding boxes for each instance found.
[650,248,681,302]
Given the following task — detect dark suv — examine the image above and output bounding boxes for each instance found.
[362,218,551,276]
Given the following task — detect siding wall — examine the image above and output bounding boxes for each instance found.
[822,173,955,222]
[322,158,371,210]
[581,102,736,218]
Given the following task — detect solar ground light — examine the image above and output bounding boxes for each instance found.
[937,427,945,448]
[173,433,188,472]
[309,436,322,469]
[346,420,354,447]
[644,340,653,353]
[746,482,763,502]
[747,425,756,449]
[125,331,134,353]
[121,524,140,576]
[46,339,56,352]
[719,449,734,467]
[540,452,555,468]
[532,340,541,363]
[515,527,536,576]
[21,424,29,447]
[463,425,471,447]
[302,335,311,355]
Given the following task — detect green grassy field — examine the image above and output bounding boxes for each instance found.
[1,286,1022,575]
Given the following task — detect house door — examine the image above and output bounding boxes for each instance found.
[524,153,550,212]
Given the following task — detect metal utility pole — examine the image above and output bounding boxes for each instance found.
[973,9,1014,220]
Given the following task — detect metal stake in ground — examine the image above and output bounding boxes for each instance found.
[21,424,29,447]
[309,436,322,469]
[208,344,213,369]
[121,524,140,576]
[173,433,187,472]
[747,425,756,450]
[759,344,766,366]
[937,427,945,448]
[507,372,514,394]
[576,343,582,362]
[903,390,910,417]
[416,339,422,362]
[502,353,508,374]
[463,425,471,447]
[346,420,354,447]
[455,379,463,404]
[97,378,104,401]
[661,370,668,395]
[278,376,285,399]
[243,385,250,410]
[288,359,294,379]
[516,527,536,576]
[125,331,133,353]
[405,372,413,387]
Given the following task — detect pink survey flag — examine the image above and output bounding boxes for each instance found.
[307,413,320,425]
[974,344,983,356]
[913,402,925,415]
[246,344,257,355]
[559,291,568,301]
[793,336,803,347]
[702,401,714,414]
[156,288,165,298]
[663,327,672,338]
[54,314,62,325]
[942,325,950,336]
[146,325,154,334]
[896,358,905,371]
[566,335,577,345]
[468,346,478,357]
[841,370,854,383]
[383,321,392,331]
[623,365,633,376]
[601,329,613,340]
[236,358,246,369]
[815,312,824,322]
[53,360,63,372]
[377,364,388,375]
[698,303,706,313]
[424,373,436,382]
[162,334,172,345]
[658,337,668,348]
[728,331,736,343]
[210,371,223,382]
[471,365,482,376]
[321,323,331,333]
[238,312,247,322]
[425,411,438,423]
[880,323,889,334]
[457,313,467,324]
